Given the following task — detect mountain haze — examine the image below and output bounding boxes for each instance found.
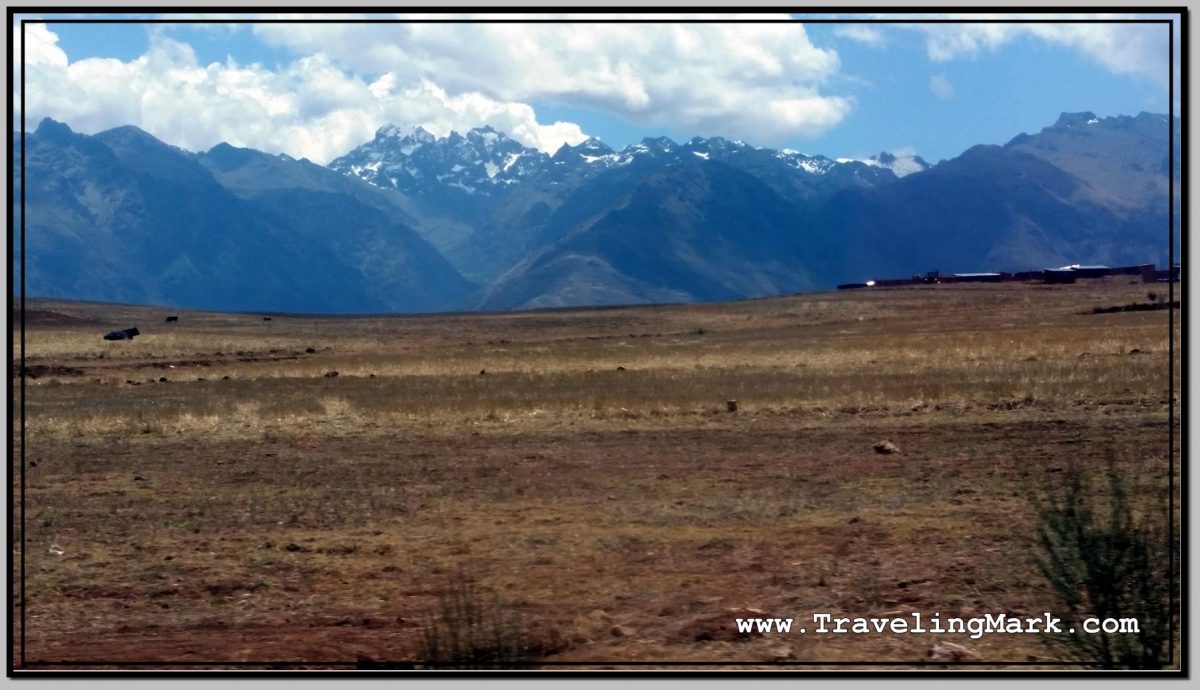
[13,112,1178,314]
[16,119,471,313]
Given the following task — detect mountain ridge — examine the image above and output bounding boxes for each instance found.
[13,111,1179,314]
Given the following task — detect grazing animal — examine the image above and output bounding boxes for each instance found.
[165,316,178,323]
[263,317,273,321]
[103,327,140,341]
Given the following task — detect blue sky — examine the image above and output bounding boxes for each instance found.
[19,14,1177,165]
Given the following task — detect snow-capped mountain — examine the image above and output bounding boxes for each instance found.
[322,124,935,287]
[331,124,925,199]
[867,151,933,178]
[328,124,550,196]
[14,112,1172,315]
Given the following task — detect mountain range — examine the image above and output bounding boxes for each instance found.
[13,111,1179,313]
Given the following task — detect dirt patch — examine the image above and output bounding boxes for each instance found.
[15,309,99,327]
[13,364,86,378]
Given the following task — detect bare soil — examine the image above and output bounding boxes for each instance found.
[11,279,1181,669]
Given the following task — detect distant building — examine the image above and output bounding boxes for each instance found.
[1056,264,1111,278]
[1044,269,1077,284]
[950,273,1004,283]
[1145,264,1181,283]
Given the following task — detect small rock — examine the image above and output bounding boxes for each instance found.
[765,643,795,660]
[726,400,738,413]
[48,544,64,556]
[1129,348,1142,355]
[133,474,147,482]
[159,377,168,383]
[874,440,901,455]
[927,641,979,662]
[609,624,635,638]
[305,347,316,354]
[324,371,339,378]
[616,366,626,371]
[480,369,487,375]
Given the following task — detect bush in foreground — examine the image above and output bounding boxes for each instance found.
[1033,456,1177,669]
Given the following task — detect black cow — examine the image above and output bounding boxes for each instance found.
[165,316,178,323]
[103,327,140,341]
[263,317,272,321]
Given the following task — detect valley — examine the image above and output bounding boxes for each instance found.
[12,278,1179,668]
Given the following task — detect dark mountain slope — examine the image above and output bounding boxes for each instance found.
[820,143,1167,281]
[482,159,839,310]
[17,119,471,313]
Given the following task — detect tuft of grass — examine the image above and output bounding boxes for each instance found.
[1032,453,1178,669]
[416,573,550,669]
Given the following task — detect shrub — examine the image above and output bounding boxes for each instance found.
[416,574,547,669]
[1032,456,1177,668]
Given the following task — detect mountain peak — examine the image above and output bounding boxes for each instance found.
[640,136,678,151]
[34,117,75,140]
[563,137,614,155]
[203,141,261,171]
[374,123,405,138]
[1053,111,1099,128]
[34,117,72,136]
[374,123,436,144]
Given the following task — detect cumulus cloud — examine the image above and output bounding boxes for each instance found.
[14,17,855,160]
[251,17,853,142]
[14,24,591,161]
[929,74,954,101]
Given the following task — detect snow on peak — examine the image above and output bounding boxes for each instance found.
[832,151,930,178]
[867,150,930,178]
[375,123,406,139]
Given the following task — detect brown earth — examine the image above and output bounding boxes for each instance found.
[11,279,1181,670]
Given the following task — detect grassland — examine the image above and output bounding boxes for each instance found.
[11,278,1181,669]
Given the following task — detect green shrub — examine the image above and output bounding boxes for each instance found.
[1033,457,1177,668]
[417,575,546,669]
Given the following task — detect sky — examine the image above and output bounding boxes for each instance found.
[11,12,1179,165]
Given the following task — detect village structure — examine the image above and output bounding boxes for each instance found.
[837,263,1181,290]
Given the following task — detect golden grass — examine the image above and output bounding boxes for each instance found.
[12,279,1180,668]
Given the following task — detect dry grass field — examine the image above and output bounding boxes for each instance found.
[10,278,1181,669]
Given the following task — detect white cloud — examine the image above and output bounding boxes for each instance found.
[251,17,852,142]
[15,25,592,162]
[15,18,855,160]
[929,74,954,101]
[833,25,885,47]
[907,16,1170,83]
